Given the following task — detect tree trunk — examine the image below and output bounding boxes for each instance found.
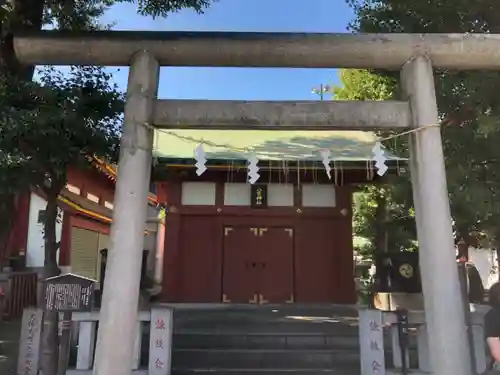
[0,0,45,265]
[456,238,469,262]
[494,234,500,282]
[455,226,472,262]
[0,192,16,262]
[39,192,61,375]
[374,188,388,254]
[496,247,500,282]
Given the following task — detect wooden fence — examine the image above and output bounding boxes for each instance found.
[3,272,38,319]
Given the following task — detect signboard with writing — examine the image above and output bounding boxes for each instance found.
[149,307,173,375]
[17,308,43,375]
[359,309,386,375]
[250,184,268,208]
[44,273,96,312]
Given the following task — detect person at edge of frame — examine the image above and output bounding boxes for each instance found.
[484,282,500,374]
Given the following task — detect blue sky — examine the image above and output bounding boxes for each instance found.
[97,0,354,100]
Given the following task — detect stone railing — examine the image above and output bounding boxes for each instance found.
[17,306,173,375]
[359,305,489,375]
[17,303,489,375]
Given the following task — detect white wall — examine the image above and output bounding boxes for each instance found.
[182,182,216,205]
[301,184,336,207]
[469,247,499,289]
[181,182,336,207]
[223,183,295,206]
[26,193,63,267]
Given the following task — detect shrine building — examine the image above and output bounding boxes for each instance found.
[152,129,402,305]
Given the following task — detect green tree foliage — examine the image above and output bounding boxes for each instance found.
[1,0,216,77]
[0,0,216,255]
[333,69,395,101]
[332,69,417,258]
[121,0,213,18]
[346,0,500,249]
[0,65,123,375]
[0,0,217,265]
[0,2,215,374]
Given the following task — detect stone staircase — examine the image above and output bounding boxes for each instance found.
[171,305,365,375]
[0,319,21,374]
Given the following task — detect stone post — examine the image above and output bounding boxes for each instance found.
[93,50,159,375]
[401,55,472,375]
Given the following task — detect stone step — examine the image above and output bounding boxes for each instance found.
[173,307,361,336]
[171,349,361,369]
[173,331,418,349]
[0,321,21,375]
[174,307,358,324]
[171,307,417,373]
[0,340,17,354]
[173,332,360,350]
[172,348,419,371]
[171,305,359,317]
[0,341,18,374]
[174,318,359,324]
[172,368,360,375]
[175,321,359,335]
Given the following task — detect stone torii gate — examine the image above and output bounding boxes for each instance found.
[13,31,500,375]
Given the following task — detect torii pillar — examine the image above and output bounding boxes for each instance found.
[93,50,159,375]
[402,55,472,375]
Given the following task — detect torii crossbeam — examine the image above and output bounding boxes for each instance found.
[11,30,491,375]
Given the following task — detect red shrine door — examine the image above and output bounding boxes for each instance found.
[221,226,259,303]
[258,227,294,304]
[222,226,294,304]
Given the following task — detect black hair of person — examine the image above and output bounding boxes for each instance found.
[489,282,500,308]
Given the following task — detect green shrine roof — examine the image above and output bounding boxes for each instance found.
[153,130,405,164]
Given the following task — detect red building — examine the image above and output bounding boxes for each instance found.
[152,129,400,305]
[2,130,400,311]
[0,158,162,317]
[0,160,120,273]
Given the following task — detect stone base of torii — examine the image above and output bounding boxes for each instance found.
[12,31,498,375]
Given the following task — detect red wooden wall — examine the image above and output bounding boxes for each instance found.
[159,179,356,305]
[0,193,31,261]
[2,166,115,265]
[67,166,115,204]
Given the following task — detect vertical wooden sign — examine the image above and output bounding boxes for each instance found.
[250,184,268,208]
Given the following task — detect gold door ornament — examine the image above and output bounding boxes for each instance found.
[222,294,231,303]
[399,263,414,278]
[259,294,269,304]
[249,293,258,304]
[259,228,268,236]
[255,187,264,205]
[251,185,268,208]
